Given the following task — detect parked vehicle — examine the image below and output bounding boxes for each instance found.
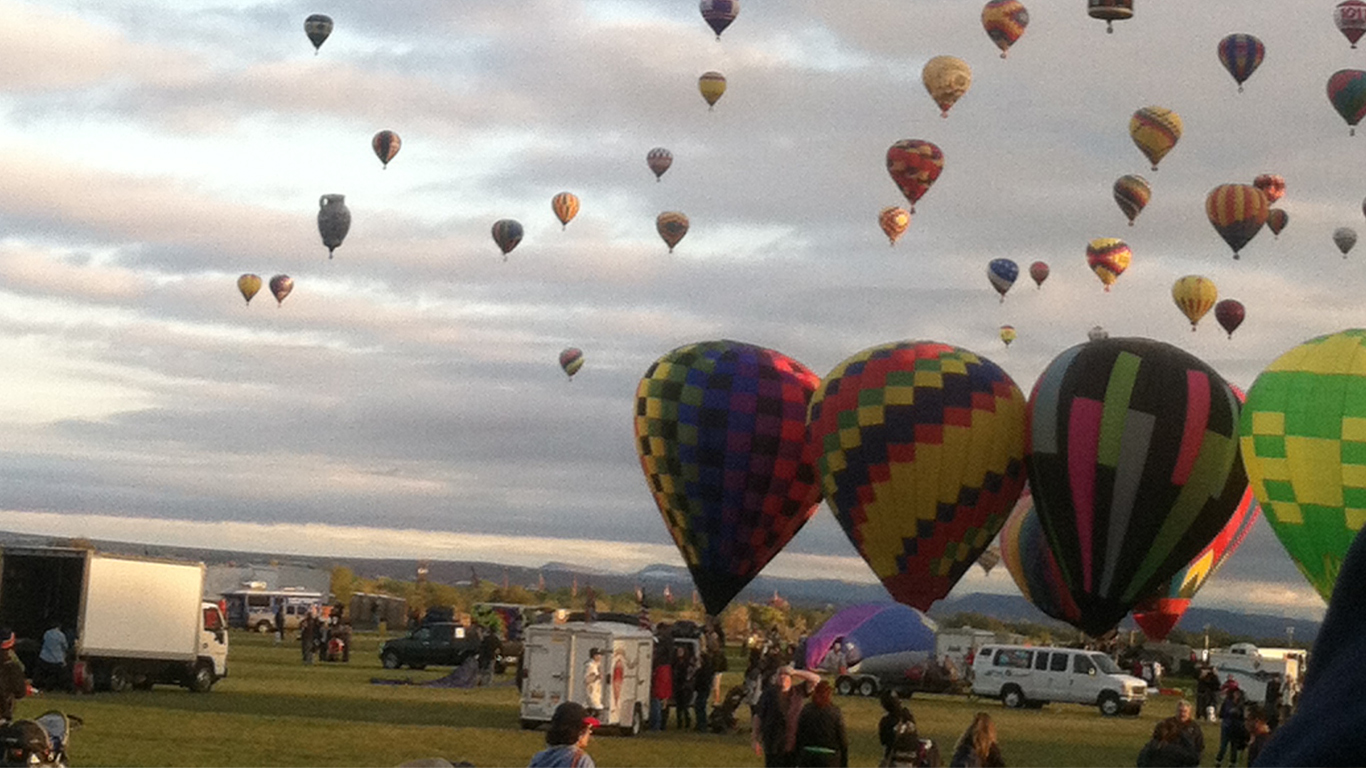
[379,622,481,670]
[520,621,652,735]
[1207,643,1305,706]
[971,644,1147,716]
[0,547,228,693]
[220,587,324,632]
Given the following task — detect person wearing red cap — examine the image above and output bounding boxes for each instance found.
[528,701,598,768]
[0,629,28,723]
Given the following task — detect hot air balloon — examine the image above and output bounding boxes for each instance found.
[804,603,938,673]
[1088,0,1132,33]
[304,14,332,53]
[492,219,523,261]
[1328,69,1366,135]
[552,192,580,230]
[1086,238,1131,292]
[646,147,673,181]
[634,340,823,616]
[1113,175,1151,227]
[699,0,738,40]
[987,258,1019,302]
[1001,487,1083,626]
[1267,209,1289,239]
[371,130,400,169]
[1215,299,1245,339]
[1028,337,1245,636]
[1088,326,1109,342]
[1000,325,1017,347]
[886,140,944,214]
[1337,0,1366,48]
[317,194,351,259]
[1172,275,1218,331]
[1206,184,1269,260]
[981,0,1029,58]
[1335,226,1358,257]
[1130,107,1182,171]
[1254,174,1286,204]
[269,274,293,307]
[1029,261,1049,288]
[657,212,689,253]
[878,206,910,246]
[1218,34,1265,92]
[698,71,727,110]
[559,347,584,379]
[922,56,973,118]
[237,274,262,306]
[807,341,1028,611]
[977,546,1002,575]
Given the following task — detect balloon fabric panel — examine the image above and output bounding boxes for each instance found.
[1000,488,1082,625]
[635,341,822,616]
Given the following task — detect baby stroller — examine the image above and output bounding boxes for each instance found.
[707,685,747,733]
[0,711,82,767]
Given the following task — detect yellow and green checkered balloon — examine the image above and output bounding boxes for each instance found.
[1241,329,1366,603]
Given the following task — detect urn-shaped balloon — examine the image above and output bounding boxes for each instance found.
[318,194,351,259]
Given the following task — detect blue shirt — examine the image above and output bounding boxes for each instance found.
[527,745,594,768]
[39,628,67,664]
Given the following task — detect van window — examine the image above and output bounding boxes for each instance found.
[1073,654,1096,675]
[1033,652,1049,671]
[1050,652,1069,672]
[994,649,1032,669]
[247,595,270,608]
[1090,653,1122,675]
[977,647,994,662]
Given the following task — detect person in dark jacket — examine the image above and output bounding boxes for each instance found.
[0,630,26,723]
[949,712,1004,768]
[878,690,929,767]
[693,649,714,731]
[1215,687,1247,767]
[1138,716,1202,767]
[672,646,693,730]
[794,681,847,767]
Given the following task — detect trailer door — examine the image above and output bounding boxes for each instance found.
[522,629,573,722]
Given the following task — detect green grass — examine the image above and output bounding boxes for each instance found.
[13,632,1224,767]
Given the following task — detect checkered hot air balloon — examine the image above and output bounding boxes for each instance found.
[634,341,823,616]
[807,341,1027,612]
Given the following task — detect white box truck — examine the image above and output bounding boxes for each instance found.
[0,547,229,692]
[519,621,653,736]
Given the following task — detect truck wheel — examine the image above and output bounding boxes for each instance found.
[255,620,273,633]
[108,664,131,693]
[382,653,401,669]
[132,673,154,691]
[1098,691,1121,717]
[189,663,216,693]
[835,676,854,696]
[1001,684,1025,709]
[858,678,878,697]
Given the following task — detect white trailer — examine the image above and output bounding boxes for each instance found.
[519,621,652,736]
[0,547,229,692]
[1208,643,1305,707]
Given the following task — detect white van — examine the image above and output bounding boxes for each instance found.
[519,621,654,735]
[971,645,1147,716]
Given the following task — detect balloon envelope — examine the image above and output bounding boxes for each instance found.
[237,274,262,305]
[1267,208,1289,238]
[879,207,910,245]
[304,14,332,51]
[1088,0,1133,32]
[699,0,738,39]
[634,340,823,615]
[1216,300,1246,339]
[1027,337,1244,636]
[1335,227,1358,257]
[1086,238,1131,291]
[1337,0,1366,48]
[371,130,400,168]
[1328,69,1366,134]
[1029,261,1049,288]
[552,192,580,229]
[808,341,1028,611]
[1217,34,1265,91]
[804,603,938,672]
[1113,175,1151,226]
[1001,487,1083,626]
[269,274,293,306]
[657,212,690,252]
[1130,107,1182,171]
[559,348,584,378]
[886,140,944,213]
[1253,174,1286,204]
[647,148,673,180]
[981,0,1029,57]
[987,259,1019,300]
[699,71,727,107]
[1172,275,1218,331]
[492,219,524,258]
[922,56,973,117]
[1000,325,1017,347]
[1206,184,1269,259]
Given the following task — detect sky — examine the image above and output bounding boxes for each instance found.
[0,0,1357,621]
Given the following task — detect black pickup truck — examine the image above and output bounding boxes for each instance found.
[379,622,482,670]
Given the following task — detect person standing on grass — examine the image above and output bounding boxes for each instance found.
[651,651,672,731]
[36,619,68,692]
[673,645,694,730]
[1215,687,1247,767]
[949,712,1004,768]
[300,611,317,665]
[582,648,604,718]
[794,680,848,767]
[1168,699,1204,767]
[693,646,713,732]
[528,701,599,768]
[0,629,27,723]
[477,629,501,687]
[274,604,285,646]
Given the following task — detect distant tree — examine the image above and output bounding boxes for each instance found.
[330,566,358,605]
[54,537,95,551]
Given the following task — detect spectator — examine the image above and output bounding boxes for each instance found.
[275,605,285,646]
[1245,705,1271,766]
[1170,700,1205,766]
[1138,716,1200,768]
[949,712,1004,768]
[300,612,317,665]
[651,652,672,731]
[582,648,604,718]
[753,666,819,767]
[0,629,27,722]
[1196,667,1220,722]
[693,648,714,732]
[35,620,68,692]
[477,629,502,687]
[794,681,847,767]
[1215,687,1247,768]
[528,701,599,768]
[879,691,929,767]
[673,646,694,730]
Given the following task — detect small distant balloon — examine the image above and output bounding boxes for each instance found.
[1088,326,1109,342]
[1029,261,1049,288]
[1335,226,1358,258]
[1086,238,1131,292]
[657,212,690,253]
[1217,34,1264,92]
[878,206,910,246]
[699,0,739,40]
[699,71,727,109]
[885,140,944,214]
[1215,299,1245,339]
[981,0,1029,58]
[492,219,524,261]
[1130,106,1182,171]
[269,275,293,307]
[304,14,333,53]
[1113,175,1151,226]
[317,194,351,259]
[552,192,580,230]
[371,130,400,169]
[987,258,1019,302]
[238,274,262,305]
[922,56,973,118]
[1267,209,1289,239]
[1328,69,1366,136]
[1088,0,1133,33]
[1171,275,1218,332]
[559,348,585,379]
[999,325,1017,347]
[1336,0,1366,48]
[1253,174,1285,204]
[647,148,673,181]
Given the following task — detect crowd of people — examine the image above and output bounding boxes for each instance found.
[1135,676,1291,767]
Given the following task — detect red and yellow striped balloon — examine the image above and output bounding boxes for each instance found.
[552,192,580,230]
[1206,184,1269,260]
[1172,275,1218,331]
[1085,238,1131,292]
[1129,106,1182,171]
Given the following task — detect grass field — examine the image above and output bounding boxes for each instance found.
[11,631,1224,767]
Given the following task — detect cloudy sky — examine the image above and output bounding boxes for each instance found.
[0,0,1357,620]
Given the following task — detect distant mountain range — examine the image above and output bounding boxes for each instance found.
[1,530,1321,645]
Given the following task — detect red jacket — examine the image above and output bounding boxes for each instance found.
[653,662,673,700]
